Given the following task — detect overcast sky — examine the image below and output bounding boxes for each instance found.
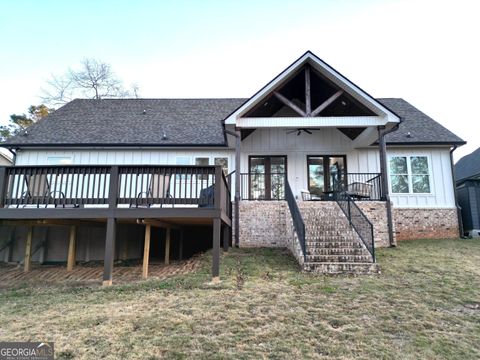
[0,0,478,161]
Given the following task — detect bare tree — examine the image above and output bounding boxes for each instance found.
[41,58,137,106]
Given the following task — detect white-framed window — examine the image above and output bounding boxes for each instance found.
[47,156,73,165]
[214,157,229,176]
[195,157,210,180]
[389,155,431,194]
[175,156,191,180]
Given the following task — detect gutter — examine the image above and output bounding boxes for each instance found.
[378,118,403,247]
[6,148,16,166]
[225,130,241,247]
[449,145,464,237]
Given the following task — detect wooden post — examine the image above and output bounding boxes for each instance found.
[67,225,76,271]
[178,229,184,260]
[305,66,311,116]
[142,224,151,279]
[102,218,116,286]
[212,218,221,282]
[24,227,33,273]
[223,225,229,252]
[164,228,171,265]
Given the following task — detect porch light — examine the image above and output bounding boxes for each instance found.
[162,132,168,140]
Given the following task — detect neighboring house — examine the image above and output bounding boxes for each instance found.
[0,152,12,166]
[455,147,480,237]
[0,51,465,283]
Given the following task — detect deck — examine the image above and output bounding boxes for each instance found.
[0,164,232,284]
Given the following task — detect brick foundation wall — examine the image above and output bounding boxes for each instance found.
[357,202,393,248]
[238,201,289,247]
[393,208,459,240]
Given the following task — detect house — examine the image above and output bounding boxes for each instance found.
[455,147,480,237]
[0,51,465,283]
[0,152,12,166]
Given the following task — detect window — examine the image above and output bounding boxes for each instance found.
[176,156,190,180]
[195,157,209,180]
[214,157,228,176]
[389,155,431,194]
[47,157,72,165]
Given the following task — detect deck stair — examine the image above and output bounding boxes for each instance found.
[298,202,379,274]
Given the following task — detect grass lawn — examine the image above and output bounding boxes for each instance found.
[0,239,479,359]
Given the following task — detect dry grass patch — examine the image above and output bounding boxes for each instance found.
[0,239,479,359]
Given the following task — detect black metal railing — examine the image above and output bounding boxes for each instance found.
[240,173,286,200]
[285,180,306,262]
[0,165,231,217]
[240,172,383,201]
[335,190,375,261]
[342,173,382,201]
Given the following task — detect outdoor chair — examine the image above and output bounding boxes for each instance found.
[131,173,172,208]
[198,185,215,208]
[19,173,75,208]
[346,182,373,200]
[300,189,322,201]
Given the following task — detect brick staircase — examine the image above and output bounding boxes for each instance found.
[298,202,380,275]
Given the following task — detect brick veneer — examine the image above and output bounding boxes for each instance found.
[238,201,289,247]
[393,208,459,240]
[357,202,393,248]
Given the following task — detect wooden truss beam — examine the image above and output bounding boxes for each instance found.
[305,66,311,116]
[311,90,344,117]
[273,91,307,117]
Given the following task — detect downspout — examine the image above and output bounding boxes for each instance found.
[6,148,16,165]
[225,130,241,247]
[449,145,464,237]
[378,118,403,247]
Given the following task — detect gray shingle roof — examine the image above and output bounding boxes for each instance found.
[2,97,464,147]
[377,98,465,145]
[455,147,480,181]
[3,98,246,146]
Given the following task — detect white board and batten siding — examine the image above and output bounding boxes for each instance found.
[15,149,234,170]
[14,136,456,209]
[387,147,455,209]
[240,128,456,208]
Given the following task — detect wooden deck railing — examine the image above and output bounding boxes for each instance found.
[0,165,231,218]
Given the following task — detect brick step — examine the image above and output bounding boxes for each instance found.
[305,237,361,243]
[306,248,368,256]
[305,241,364,248]
[305,229,355,235]
[305,254,372,263]
[305,233,358,239]
[303,262,380,275]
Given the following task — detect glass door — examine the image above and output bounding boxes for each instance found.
[307,155,346,198]
[249,156,287,200]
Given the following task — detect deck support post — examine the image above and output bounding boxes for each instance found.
[212,218,221,282]
[67,225,76,271]
[102,218,116,286]
[24,226,33,273]
[142,224,151,279]
[222,224,229,252]
[165,228,171,265]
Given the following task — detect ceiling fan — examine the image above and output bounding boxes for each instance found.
[286,128,319,136]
